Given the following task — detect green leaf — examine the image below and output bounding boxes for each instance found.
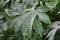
[37,12,51,24]
[12,13,31,40]
[23,0,37,4]
[33,17,43,37]
[0,22,8,31]
[12,10,36,40]
[5,9,22,17]
[14,2,26,12]
[47,28,58,40]
[47,21,60,40]
[45,0,59,9]
[30,36,36,40]
[13,13,31,33]
[0,15,3,19]
[16,29,23,40]
[21,13,36,40]
[42,0,50,2]
[23,0,38,7]
[5,2,26,17]
[36,6,51,12]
